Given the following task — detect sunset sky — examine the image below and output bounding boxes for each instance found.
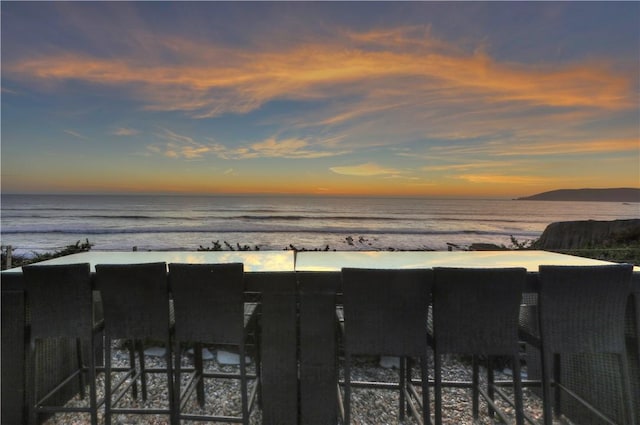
[2,1,638,198]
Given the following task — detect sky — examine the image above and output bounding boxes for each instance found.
[1,1,639,198]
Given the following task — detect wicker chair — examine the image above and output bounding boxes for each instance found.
[634,287,640,421]
[95,262,176,425]
[168,263,259,424]
[255,271,299,425]
[340,268,432,425]
[432,267,526,425]
[521,264,636,425]
[23,263,101,425]
[297,271,341,425]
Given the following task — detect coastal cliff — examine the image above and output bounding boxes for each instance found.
[533,219,640,250]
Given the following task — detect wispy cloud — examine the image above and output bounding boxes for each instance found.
[112,127,140,136]
[64,129,88,140]
[426,137,638,159]
[455,174,554,186]
[245,137,348,159]
[148,129,347,160]
[330,162,403,177]
[422,161,512,172]
[1,86,19,95]
[5,27,634,124]
[148,128,212,159]
[494,138,639,156]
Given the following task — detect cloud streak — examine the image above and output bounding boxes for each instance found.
[148,129,348,160]
[5,27,635,124]
[330,162,403,177]
[455,173,554,186]
[112,127,139,136]
[64,129,88,140]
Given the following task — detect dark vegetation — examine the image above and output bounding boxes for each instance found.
[532,227,640,265]
[198,240,259,251]
[1,239,93,270]
[531,219,640,265]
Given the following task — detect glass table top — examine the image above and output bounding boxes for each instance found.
[294,250,621,272]
[3,251,295,273]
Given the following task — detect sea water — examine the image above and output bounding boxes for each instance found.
[1,194,638,256]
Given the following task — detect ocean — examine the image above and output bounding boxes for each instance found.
[1,194,638,257]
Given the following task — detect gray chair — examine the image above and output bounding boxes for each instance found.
[168,263,258,424]
[634,286,640,422]
[340,268,432,425]
[23,263,101,425]
[297,271,341,425]
[521,264,636,425]
[95,262,176,425]
[255,271,299,425]
[432,267,526,425]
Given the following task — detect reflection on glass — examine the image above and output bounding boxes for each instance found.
[9,251,295,272]
[295,250,615,272]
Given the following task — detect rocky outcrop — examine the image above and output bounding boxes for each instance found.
[533,219,640,250]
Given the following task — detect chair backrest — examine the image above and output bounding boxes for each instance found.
[23,263,93,339]
[433,267,526,355]
[95,262,169,340]
[538,264,633,353]
[169,263,245,344]
[341,268,432,357]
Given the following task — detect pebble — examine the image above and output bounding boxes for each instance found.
[42,342,574,425]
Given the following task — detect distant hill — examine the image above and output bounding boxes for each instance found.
[517,188,640,202]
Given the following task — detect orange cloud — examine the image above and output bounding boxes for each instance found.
[330,162,403,176]
[4,27,634,123]
[455,174,554,185]
[496,138,639,156]
[422,161,512,172]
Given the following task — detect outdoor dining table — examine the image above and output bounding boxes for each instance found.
[295,250,640,425]
[2,249,639,424]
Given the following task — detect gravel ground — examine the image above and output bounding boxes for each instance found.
[42,342,575,425]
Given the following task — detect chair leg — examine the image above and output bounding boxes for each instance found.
[165,337,177,425]
[486,357,495,419]
[138,340,148,402]
[399,356,406,421]
[344,351,352,425]
[127,340,138,400]
[420,355,431,425]
[255,322,263,408]
[173,340,182,425]
[540,348,553,425]
[553,353,561,419]
[194,342,205,407]
[76,338,86,399]
[472,355,479,420]
[619,352,637,425]
[87,337,99,425]
[240,341,250,425]
[512,354,524,425]
[434,352,442,425]
[405,357,414,417]
[104,336,113,425]
[28,340,37,425]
